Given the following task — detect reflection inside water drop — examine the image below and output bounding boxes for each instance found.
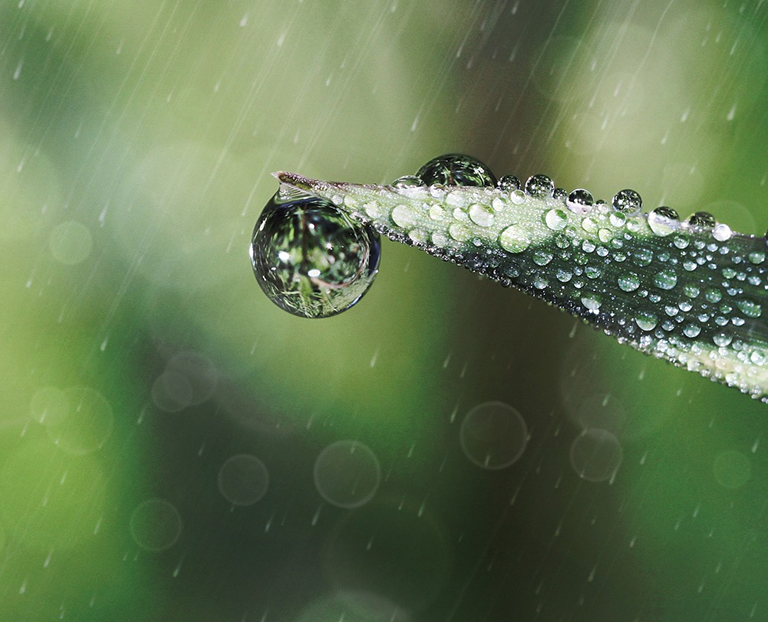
[250,192,380,319]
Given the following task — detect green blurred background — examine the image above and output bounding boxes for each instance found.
[2,0,768,620]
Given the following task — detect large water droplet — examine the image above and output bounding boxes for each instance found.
[647,206,679,236]
[525,174,554,198]
[566,189,594,214]
[611,189,642,215]
[416,154,496,187]
[712,223,732,241]
[250,193,380,319]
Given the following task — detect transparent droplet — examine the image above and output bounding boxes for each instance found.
[683,324,702,338]
[712,223,732,242]
[391,175,423,188]
[533,249,553,266]
[499,225,531,253]
[654,270,678,290]
[611,189,642,215]
[391,204,418,228]
[686,211,716,228]
[525,174,554,198]
[647,206,679,236]
[468,204,494,227]
[713,332,732,347]
[566,189,594,215]
[544,208,568,230]
[737,298,762,318]
[497,174,520,191]
[448,223,471,242]
[510,189,526,205]
[250,193,380,319]
[635,312,658,331]
[618,273,640,292]
[581,294,601,311]
[749,251,765,264]
[416,153,496,187]
[553,187,567,200]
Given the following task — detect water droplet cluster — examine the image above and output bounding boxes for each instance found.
[265,154,768,402]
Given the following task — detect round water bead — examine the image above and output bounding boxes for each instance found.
[497,174,521,191]
[416,153,496,187]
[567,189,594,214]
[611,189,642,215]
[250,194,380,319]
[686,211,716,228]
[525,174,554,198]
[553,187,568,200]
[647,206,679,236]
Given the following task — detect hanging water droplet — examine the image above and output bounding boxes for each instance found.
[499,225,531,253]
[566,189,594,215]
[392,175,423,188]
[250,193,380,319]
[497,174,520,191]
[525,174,554,198]
[416,154,496,187]
[647,207,679,236]
[544,208,568,230]
[686,211,716,228]
[611,189,642,215]
[712,223,732,241]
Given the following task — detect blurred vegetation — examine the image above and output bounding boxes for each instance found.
[2,0,768,620]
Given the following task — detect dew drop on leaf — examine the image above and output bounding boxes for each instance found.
[415,153,496,187]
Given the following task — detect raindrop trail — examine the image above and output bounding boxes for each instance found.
[270,161,768,403]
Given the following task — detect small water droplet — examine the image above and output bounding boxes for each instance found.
[392,175,422,188]
[250,193,380,319]
[525,174,554,198]
[713,332,732,347]
[553,187,567,200]
[544,208,568,230]
[618,273,640,292]
[611,189,642,215]
[533,250,553,266]
[748,251,765,264]
[416,154,496,186]
[449,223,471,242]
[686,211,716,228]
[499,225,530,253]
[429,205,445,220]
[648,206,679,236]
[510,189,526,204]
[497,174,520,191]
[391,204,418,228]
[737,298,762,318]
[654,270,678,290]
[581,294,601,311]
[469,204,495,227]
[635,312,658,331]
[566,189,594,214]
[712,223,732,241]
[683,324,702,338]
